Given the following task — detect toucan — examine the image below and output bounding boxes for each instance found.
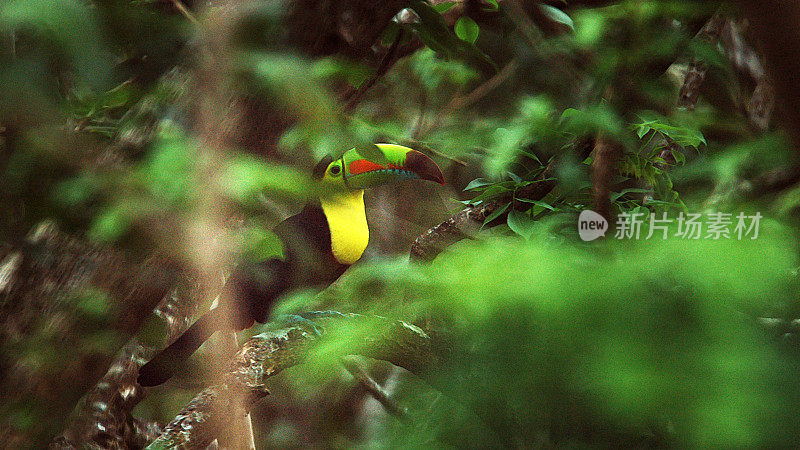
[138,144,444,386]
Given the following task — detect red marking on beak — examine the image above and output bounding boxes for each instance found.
[349,159,385,175]
[348,154,445,186]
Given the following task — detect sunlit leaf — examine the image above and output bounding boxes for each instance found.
[433,1,458,13]
[454,17,480,44]
[516,198,557,211]
[507,209,536,239]
[219,156,312,204]
[408,0,496,73]
[464,178,493,191]
[539,4,574,30]
[1,0,112,90]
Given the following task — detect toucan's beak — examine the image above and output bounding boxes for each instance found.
[341,144,444,189]
[403,150,446,185]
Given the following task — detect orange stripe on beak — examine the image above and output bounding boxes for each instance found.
[349,160,414,175]
[348,159,385,174]
[349,159,402,174]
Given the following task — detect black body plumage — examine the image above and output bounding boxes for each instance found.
[138,201,349,387]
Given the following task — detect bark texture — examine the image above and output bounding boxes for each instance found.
[145,312,432,449]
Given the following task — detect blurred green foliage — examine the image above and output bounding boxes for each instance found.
[3,0,800,447]
[302,225,800,447]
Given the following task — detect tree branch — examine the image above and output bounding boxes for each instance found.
[591,135,622,224]
[52,341,161,449]
[734,1,800,146]
[144,312,432,449]
[678,14,726,109]
[0,222,180,447]
[410,140,594,262]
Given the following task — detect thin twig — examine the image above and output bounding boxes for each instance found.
[450,60,518,111]
[171,0,200,26]
[399,139,468,166]
[504,0,544,49]
[415,59,518,138]
[341,356,408,419]
[344,29,406,112]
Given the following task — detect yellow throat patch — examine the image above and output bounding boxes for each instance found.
[320,190,369,265]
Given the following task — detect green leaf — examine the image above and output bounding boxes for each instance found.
[610,188,654,203]
[636,122,653,139]
[235,225,285,261]
[220,156,312,203]
[516,198,557,211]
[507,209,537,239]
[507,171,523,183]
[311,57,374,87]
[539,5,574,30]
[634,112,706,150]
[469,185,513,204]
[408,1,496,73]
[89,207,131,243]
[355,142,389,165]
[560,104,626,140]
[671,149,686,165]
[410,2,457,56]
[483,0,499,11]
[559,108,584,122]
[464,178,493,191]
[519,149,543,165]
[629,205,650,219]
[433,1,458,13]
[1,0,112,90]
[455,17,480,44]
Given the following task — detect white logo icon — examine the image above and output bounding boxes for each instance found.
[578,210,608,241]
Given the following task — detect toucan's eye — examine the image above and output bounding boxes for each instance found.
[329,164,341,176]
